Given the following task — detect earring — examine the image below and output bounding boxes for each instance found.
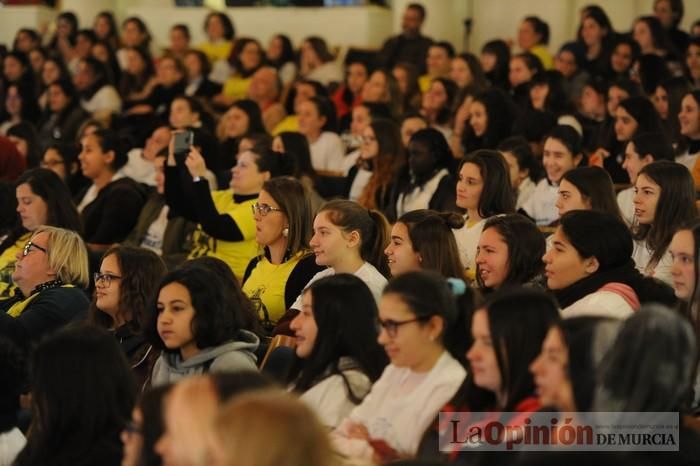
[282,227,289,238]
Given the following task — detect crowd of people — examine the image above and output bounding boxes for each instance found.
[1,1,700,465]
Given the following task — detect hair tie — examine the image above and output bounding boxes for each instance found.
[447,278,466,297]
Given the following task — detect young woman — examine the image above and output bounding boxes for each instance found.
[0,82,40,135]
[522,125,583,226]
[297,96,345,174]
[0,226,90,348]
[530,316,620,413]
[669,219,700,339]
[266,34,296,86]
[419,288,559,462]
[299,36,342,86]
[385,210,465,279]
[450,52,487,91]
[394,128,457,219]
[453,149,515,279]
[0,168,81,299]
[241,177,324,332]
[332,61,368,122]
[271,132,322,211]
[632,160,698,286]
[289,199,390,313]
[145,265,260,386]
[653,77,692,149]
[475,214,546,293]
[166,142,290,279]
[6,122,41,171]
[509,52,544,109]
[13,323,135,466]
[421,78,458,138]
[76,129,146,251]
[517,16,553,69]
[577,6,615,78]
[37,78,89,150]
[461,88,515,155]
[618,131,674,224]
[678,91,700,186]
[117,17,152,70]
[331,271,469,462]
[41,143,89,196]
[199,12,235,66]
[89,245,167,388]
[183,49,222,100]
[346,118,404,215]
[214,37,264,106]
[480,39,511,91]
[544,210,676,319]
[216,99,267,173]
[497,136,541,211]
[556,166,622,220]
[289,274,388,428]
[93,11,120,51]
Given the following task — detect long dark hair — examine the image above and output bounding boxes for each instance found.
[0,168,82,254]
[358,118,404,210]
[14,323,135,466]
[89,245,167,332]
[560,166,623,220]
[462,88,515,153]
[476,214,545,291]
[396,210,465,279]
[465,288,559,411]
[633,161,698,265]
[278,131,317,181]
[290,274,388,404]
[458,150,515,218]
[676,218,700,339]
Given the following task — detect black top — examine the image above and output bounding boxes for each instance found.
[376,33,433,75]
[0,286,90,349]
[79,177,147,245]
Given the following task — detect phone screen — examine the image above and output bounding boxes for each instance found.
[173,131,193,163]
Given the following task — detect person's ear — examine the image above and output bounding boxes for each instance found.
[573,153,583,167]
[584,256,600,275]
[345,229,360,249]
[426,315,444,342]
[104,150,115,166]
[641,154,654,165]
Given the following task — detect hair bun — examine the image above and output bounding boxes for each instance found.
[441,212,465,229]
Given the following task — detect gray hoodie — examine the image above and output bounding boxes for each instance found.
[150,330,259,386]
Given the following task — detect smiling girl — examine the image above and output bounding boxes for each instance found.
[632,161,697,285]
[331,271,469,462]
[289,200,390,313]
[288,274,387,428]
[453,150,515,278]
[522,125,583,226]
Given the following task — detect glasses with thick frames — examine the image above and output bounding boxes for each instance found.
[375,317,428,338]
[22,241,47,257]
[252,203,283,217]
[94,273,122,288]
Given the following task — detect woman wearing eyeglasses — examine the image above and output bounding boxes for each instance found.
[0,168,81,300]
[166,137,293,279]
[0,226,90,349]
[241,177,324,333]
[88,245,167,389]
[331,271,471,463]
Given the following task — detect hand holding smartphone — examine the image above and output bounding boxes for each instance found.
[173,130,194,165]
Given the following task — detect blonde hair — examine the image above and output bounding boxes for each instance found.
[212,390,335,466]
[33,225,89,288]
[161,376,219,466]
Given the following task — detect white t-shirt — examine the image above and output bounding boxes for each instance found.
[118,149,157,186]
[616,186,635,226]
[516,177,536,212]
[632,239,673,286]
[330,351,466,460]
[349,167,373,202]
[395,168,450,218]
[453,216,486,274]
[140,205,169,255]
[290,262,387,310]
[521,178,559,226]
[300,370,372,429]
[0,427,26,466]
[675,151,698,173]
[306,61,343,86]
[309,132,346,173]
[81,85,122,116]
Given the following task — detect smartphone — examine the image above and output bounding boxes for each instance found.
[173,130,194,164]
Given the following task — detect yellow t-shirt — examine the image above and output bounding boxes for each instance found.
[0,232,30,299]
[222,76,252,102]
[272,115,299,136]
[530,44,553,70]
[242,252,307,325]
[198,41,233,64]
[418,74,432,93]
[188,190,258,279]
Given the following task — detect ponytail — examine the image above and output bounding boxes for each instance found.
[319,200,390,277]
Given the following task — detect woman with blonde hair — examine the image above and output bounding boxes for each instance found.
[0,225,90,347]
[209,390,335,466]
